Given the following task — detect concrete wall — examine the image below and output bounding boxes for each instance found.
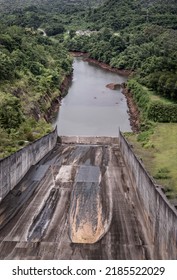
[119,131,177,259]
[0,127,58,202]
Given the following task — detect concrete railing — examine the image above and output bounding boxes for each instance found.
[119,130,177,259]
[0,127,58,202]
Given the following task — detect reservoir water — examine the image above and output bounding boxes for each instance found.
[54,57,131,136]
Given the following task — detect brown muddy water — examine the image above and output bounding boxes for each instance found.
[54,57,131,136]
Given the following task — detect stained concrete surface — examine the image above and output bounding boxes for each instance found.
[0,128,57,201]
[0,137,153,259]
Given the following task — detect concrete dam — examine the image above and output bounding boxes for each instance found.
[0,130,177,260]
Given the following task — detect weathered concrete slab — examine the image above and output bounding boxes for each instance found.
[0,137,154,259]
[75,166,100,182]
[60,136,119,145]
[0,128,57,202]
[33,165,50,181]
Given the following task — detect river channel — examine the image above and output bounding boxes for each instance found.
[54,57,132,136]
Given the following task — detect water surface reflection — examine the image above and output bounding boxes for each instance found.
[54,57,131,136]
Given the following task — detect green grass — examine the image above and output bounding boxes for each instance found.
[142,85,173,104]
[125,123,177,203]
[149,92,173,104]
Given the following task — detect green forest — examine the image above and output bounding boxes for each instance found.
[0,23,72,157]
[0,0,177,200]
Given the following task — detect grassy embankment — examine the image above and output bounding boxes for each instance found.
[125,81,177,204]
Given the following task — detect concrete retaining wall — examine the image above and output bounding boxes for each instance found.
[119,131,177,259]
[0,127,58,202]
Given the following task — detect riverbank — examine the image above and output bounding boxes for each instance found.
[54,56,131,135]
[84,58,132,76]
[85,60,140,132]
[47,73,73,122]
[70,52,139,133]
[70,51,132,76]
[121,86,140,133]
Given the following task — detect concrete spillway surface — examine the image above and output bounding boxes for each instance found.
[0,137,153,259]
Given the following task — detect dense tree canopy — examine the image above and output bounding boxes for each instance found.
[0,23,72,158]
[0,0,177,157]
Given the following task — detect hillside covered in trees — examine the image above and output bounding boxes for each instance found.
[0,0,177,199]
[0,0,177,138]
[0,23,72,158]
[86,0,177,30]
[0,0,103,13]
[2,0,176,104]
[64,0,177,105]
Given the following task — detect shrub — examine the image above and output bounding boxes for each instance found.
[26,132,35,142]
[127,79,150,117]
[128,79,177,123]
[147,101,177,122]
[154,168,171,179]
[18,140,25,146]
[0,95,24,130]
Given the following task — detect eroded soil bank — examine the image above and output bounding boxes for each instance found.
[121,86,140,133]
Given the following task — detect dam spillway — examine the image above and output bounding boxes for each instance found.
[0,136,152,260]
